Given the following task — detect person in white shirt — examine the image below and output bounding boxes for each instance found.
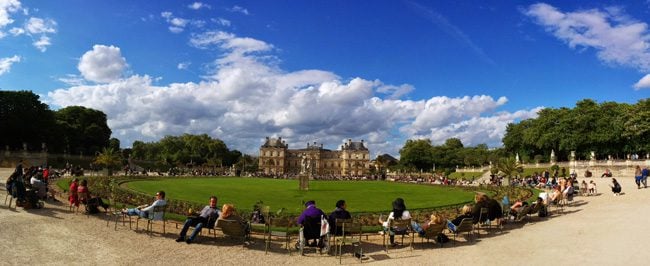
[122,191,167,218]
[379,198,411,246]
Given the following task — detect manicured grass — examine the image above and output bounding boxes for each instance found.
[125,177,475,215]
[448,171,484,180]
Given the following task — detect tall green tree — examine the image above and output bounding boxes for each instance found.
[0,91,57,150]
[55,106,111,155]
[399,139,434,171]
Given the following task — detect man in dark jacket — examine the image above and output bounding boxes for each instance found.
[328,199,352,235]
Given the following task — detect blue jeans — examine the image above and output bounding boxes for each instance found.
[179,217,205,241]
[125,208,147,218]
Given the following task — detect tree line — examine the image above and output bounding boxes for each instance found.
[0,91,112,155]
[393,138,507,175]
[502,99,649,162]
[131,134,245,169]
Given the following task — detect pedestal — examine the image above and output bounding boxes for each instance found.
[299,174,309,191]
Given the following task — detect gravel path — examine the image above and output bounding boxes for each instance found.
[1,168,646,265]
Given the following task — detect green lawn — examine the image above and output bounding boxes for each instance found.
[125,177,475,215]
[448,171,484,180]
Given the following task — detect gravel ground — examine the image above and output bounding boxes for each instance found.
[1,168,647,265]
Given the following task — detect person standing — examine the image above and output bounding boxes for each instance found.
[176,196,220,244]
[634,165,643,189]
[642,166,649,188]
[610,178,622,196]
[68,178,79,208]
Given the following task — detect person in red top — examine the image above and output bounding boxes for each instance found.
[69,178,79,207]
[42,167,50,183]
[76,179,108,213]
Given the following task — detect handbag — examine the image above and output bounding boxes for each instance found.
[320,215,330,237]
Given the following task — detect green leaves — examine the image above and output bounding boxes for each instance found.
[503,98,639,161]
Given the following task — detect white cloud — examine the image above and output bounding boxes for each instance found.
[8,26,23,35]
[633,74,650,90]
[160,11,172,19]
[33,35,50,52]
[78,44,128,83]
[58,74,86,86]
[188,2,210,10]
[49,31,541,156]
[161,11,189,33]
[0,55,20,75]
[25,17,56,34]
[214,18,231,27]
[0,0,21,28]
[190,30,273,54]
[525,3,650,71]
[177,61,190,70]
[228,5,249,15]
[376,83,414,99]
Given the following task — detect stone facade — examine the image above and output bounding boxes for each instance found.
[258,137,370,176]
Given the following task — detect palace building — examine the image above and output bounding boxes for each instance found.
[258,137,370,176]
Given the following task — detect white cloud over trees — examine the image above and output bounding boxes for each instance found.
[77,44,128,83]
[50,30,540,156]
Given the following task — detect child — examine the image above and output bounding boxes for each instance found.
[588,180,597,195]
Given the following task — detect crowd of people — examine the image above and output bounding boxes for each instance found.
[5,160,60,209]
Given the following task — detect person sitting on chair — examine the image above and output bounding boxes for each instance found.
[549,186,562,204]
[296,200,327,248]
[328,199,352,236]
[218,204,250,235]
[77,179,109,213]
[176,195,220,244]
[412,213,445,236]
[509,198,528,217]
[379,198,412,247]
[447,205,473,232]
[471,193,490,224]
[122,191,166,217]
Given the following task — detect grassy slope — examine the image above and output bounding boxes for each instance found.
[126,177,475,215]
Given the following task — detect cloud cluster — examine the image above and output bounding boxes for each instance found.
[188,2,210,10]
[49,30,540,156]
[77,44,127,83]
[161,11,188,33]
[524,3,650,89]
[0,55,20,75]
[228,5,249,15]
[0,0,21,29]
[1,1,56,51]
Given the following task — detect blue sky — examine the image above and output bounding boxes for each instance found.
[1,0,649,157]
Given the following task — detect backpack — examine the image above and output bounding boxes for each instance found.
[435,233,449,243]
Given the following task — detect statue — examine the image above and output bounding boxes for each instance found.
[299,153,310,190]
[300,153,310,174]
[550,149,556,163]
[590,151,595,161]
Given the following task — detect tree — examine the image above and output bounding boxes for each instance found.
[94,147,122,176]
[0,91,57,151]
[494,156,523,200]
[399,139,434,171]
[55,106,111,155]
